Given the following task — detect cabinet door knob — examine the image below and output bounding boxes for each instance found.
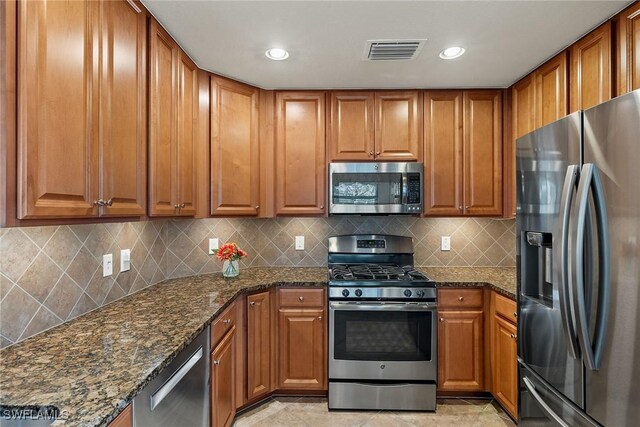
[318,316,322,321]
[510,334,517,340]
[320,205,324,209]
[459,206,463,211]
[440,317,444,322]
[465,205,470,209]
[213,360,220,366]
[368,151,374,156]
[180,203,186,208]
[222,319,231,324]
[514,312,518,318]
[174,204,180,209]
[93,200,101,207]
[105,198,113,206]
[458,296,464,302]
[375,151,380,156]
[255,205,260,210]
[299,296,304,302]
[250,301,256,306]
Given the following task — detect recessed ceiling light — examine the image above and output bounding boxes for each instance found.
[439,46,465,60]
[265,48,289,61]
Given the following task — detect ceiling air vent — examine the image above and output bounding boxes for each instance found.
[364,39,426,61]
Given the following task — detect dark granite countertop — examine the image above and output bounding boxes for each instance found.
[420,267,517,299]
[0,266,516,426]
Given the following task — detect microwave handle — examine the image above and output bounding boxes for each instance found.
[401,174,408,205]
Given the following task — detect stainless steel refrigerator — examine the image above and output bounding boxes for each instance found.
[516,89,640,427]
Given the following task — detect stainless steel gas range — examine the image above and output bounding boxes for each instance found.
[327,234,437,411]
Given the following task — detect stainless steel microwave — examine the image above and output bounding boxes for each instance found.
[329,162,423,215]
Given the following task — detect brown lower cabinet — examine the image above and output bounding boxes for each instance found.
[108,404,132,427]
[277,288,327,390]
[437,288,519,419]
[211,326,236,427]
[246,290,273,400]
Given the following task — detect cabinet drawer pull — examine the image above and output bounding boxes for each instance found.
[299,296,304,302]
[222,319,231,324]
[213,360,220,366]
[250,301,256,306]
[458,296,464,302]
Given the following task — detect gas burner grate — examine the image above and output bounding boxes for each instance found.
[330,264,429,281]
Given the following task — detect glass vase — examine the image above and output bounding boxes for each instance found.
[222,260,239,278]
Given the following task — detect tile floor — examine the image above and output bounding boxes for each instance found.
[234,396,517,426]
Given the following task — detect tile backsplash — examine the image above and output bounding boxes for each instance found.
[0,216,514,348]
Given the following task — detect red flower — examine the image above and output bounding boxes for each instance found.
[213,242,248,261]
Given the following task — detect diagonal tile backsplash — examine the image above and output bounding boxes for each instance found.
[0,216,514,348]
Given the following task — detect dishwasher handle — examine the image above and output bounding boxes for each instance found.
[150,346,204,410]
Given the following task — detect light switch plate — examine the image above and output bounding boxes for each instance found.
[295,236,305,251]
[120,249,131,272]
[441,236,451,251]
[209,238,219,254]
[103,254,113,277]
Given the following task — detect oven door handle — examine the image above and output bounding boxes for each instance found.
[329,302,437,311]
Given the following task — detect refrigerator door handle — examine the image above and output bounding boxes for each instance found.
[573,163,611,371]
[523,376,571,427]
[555,165,580,359]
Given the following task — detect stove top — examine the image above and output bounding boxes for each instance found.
[330,263,429,281]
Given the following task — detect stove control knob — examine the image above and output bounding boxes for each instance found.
[416,290,425,298]
[342,289,350,297]
[355,289,363,297]
[404,289,412,297]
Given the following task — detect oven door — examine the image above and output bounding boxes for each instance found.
[329,301,437,381]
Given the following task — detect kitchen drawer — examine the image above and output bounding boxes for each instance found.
[211,302,237,347]
[494,292,517,325]
[438,288,484,309]
[278,288,325,308]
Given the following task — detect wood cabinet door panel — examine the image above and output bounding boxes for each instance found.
[494,315,518,418]
[247,291,272,400]
[278,308,326,390]
[374,92,421,161]
[109,404,132,427]
[423,91,463,215]
[329,92,375,161]
[211,77,259,216]
[99,0,146,216]
[275,92,326,215]
[176,51,197,216]
[211,328,236,427]
[617,2,640,95]
[148,20,177,216]
[512,75,536,140]
[463,91,502,216]
[570,22,612,112]
[438,310,484,391]
[18,0,98,218]
[536,52,568,128]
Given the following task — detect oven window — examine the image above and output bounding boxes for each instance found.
[333,310,432,361]
[332,173,403,205]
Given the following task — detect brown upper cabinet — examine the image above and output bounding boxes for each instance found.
[617,2,640,96]
[570,22,613,112]
[210,77,260,216]
[275,92,326,216]
[17,0,146,219]
[506,52,568,217]
[328,91,421,162]
[148,20,197,216]
[423,90,502,216]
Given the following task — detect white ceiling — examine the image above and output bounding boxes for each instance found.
[142,1,630,89]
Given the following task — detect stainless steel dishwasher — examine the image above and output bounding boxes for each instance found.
[133,327,209,427]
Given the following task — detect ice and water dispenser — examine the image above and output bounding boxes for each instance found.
[521,231,554,306]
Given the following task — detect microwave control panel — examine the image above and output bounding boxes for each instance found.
[407,173,421,204]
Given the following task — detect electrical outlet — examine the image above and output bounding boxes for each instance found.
[209,238,219,254]
[441,236,451,251]
[295,236,305,251]
[120,249,131,272]
[103,254,113,277]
